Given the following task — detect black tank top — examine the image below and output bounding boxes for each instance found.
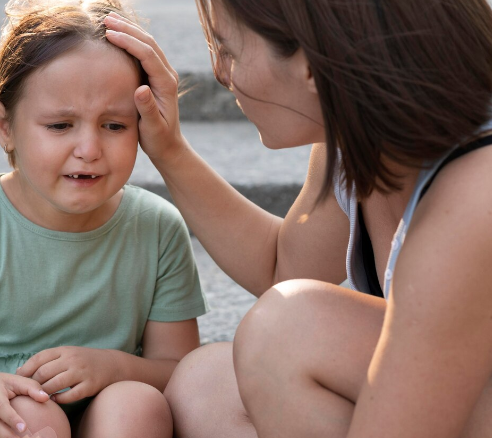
[359,134,492,298]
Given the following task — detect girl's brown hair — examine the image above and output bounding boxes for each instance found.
[197,0,492,199]
[0,0,145,168]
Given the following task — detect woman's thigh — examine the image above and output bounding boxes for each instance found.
[165,342,257,438]
[233,280,386,438]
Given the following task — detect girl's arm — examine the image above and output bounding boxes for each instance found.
[17,319,200,403]
[348,148,492,438]
[100,319,200,392]
[104,15,349,296]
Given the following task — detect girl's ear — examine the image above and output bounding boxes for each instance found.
[0,102,12,150]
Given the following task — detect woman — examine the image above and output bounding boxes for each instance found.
[104,0,492,437]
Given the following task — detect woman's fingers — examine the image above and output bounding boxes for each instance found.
[104,13,178,80]
[105,30,178,99]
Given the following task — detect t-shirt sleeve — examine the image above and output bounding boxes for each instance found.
[148,213,209,322]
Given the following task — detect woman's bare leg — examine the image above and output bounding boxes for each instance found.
[74,381,172,438]
[10,397,70,438]
[166,280,385,438]
[165,342,257,438]
[233,280,386,438]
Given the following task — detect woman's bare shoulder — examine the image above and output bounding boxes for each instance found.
[393,144,492,309]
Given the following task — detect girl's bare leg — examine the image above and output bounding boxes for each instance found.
[74,381,172,438]
[165,342,257,438]
[234,280,386,438]
[11,397,70,438]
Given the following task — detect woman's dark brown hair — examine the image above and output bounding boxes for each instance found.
[0,0,145,168]
[197,0,492,199]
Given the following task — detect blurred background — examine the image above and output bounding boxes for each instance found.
[0,0,312,343]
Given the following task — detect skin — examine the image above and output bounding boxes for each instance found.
[105,3,492,438]
[0,41,200,437]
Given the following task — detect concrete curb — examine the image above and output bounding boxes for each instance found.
[134,182,303,218]
[178,72,245,121]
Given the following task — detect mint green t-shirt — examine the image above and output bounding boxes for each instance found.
[0,184,208,373]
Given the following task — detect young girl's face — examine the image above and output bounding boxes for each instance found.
[0,41,140,230]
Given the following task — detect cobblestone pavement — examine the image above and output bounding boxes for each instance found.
[192,237,257,344]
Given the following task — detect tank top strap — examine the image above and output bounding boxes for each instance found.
[383,134,492,298]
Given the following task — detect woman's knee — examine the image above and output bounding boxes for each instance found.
[165,342,235,411]
[10,396,70,438]
[233,279,385,402]
[234,279,332,361]
[165,342,249,437]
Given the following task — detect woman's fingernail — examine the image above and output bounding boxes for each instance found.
[16,423,26,432]
[105,15,117,24]
[40,390,48,396]
[137,88,150,102]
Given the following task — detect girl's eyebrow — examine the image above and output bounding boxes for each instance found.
[43,107,137,118]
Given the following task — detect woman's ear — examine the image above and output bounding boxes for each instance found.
[0,102,12,150]
[295,48,318,95]
[306,65,318,95]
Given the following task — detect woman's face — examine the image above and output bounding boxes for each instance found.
[211,1,325,149]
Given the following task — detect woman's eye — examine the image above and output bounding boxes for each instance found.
[104,123,126,131]
[46,123,70,131]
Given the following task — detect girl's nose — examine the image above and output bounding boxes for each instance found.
[73,134,103,162]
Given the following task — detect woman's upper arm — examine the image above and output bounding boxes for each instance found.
[141,319,200,361]
[275,143,350,285]
[348,150,492,438]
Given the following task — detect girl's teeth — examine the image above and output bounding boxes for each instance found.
[68,175,98,179]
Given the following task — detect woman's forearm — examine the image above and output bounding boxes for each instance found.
[151,137,282,296]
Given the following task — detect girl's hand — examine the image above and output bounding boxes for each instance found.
[0,372,49,437]
[16,347,118,405]
[103,12,186,163]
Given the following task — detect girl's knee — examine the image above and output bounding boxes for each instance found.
[10,396,70,438]
[79,381,172,437]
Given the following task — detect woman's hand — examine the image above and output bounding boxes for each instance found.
[104,12,187,163]
[16,347,118,405]
[0,372,49,437]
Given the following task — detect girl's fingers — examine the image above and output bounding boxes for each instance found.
[104,13,177,79]
[50,383,87,405]
[16,349,61,379]
[5,376,49,403]
[39,371,73,397]
[0,418,25,438]
[0,374,49,437]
